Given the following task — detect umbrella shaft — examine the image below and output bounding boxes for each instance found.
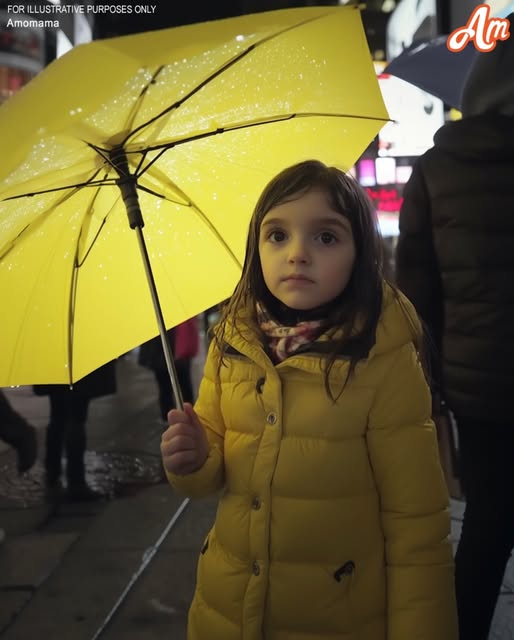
[135,226,184,411]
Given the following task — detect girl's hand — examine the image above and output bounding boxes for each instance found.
[161,403,209,475]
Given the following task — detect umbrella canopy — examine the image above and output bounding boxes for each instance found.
[383,36,477,109]
[0,6,388,389]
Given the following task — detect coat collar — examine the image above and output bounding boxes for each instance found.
[220,282,419,374]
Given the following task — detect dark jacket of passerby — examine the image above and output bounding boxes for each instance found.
[33,360,117,399]
[396,72,514,423]
[396,29,514,640]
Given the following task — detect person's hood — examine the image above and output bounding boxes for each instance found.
[461,15,514,118]
[433,114,514,160]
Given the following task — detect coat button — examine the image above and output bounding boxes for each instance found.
[252,561,260,576]
[251,497,261,510]
[266,412,277,425]
[334,561,356,582]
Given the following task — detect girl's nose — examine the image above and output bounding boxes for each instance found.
[287,239,310,264]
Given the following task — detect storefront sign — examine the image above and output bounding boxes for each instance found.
[365,186,404,213]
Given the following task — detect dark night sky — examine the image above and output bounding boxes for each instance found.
[92,1,245,39]
[91,1,386,60]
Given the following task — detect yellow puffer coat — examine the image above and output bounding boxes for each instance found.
[166,287,458,640]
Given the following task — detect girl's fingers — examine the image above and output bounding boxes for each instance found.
[162,421,196,441]
[160,406,209,475]
[162,433,196,455]
[163,449,198,474]
[167,408,188,423]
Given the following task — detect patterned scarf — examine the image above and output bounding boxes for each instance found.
[256,302,325,363]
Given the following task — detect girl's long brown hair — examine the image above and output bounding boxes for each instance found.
[213,160,426,399]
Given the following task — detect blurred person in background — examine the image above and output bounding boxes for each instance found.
[139,317,199,422]
[0,389,37,474]
[0,389,38,544]
[34,360,117,503]
[395,26,514,640]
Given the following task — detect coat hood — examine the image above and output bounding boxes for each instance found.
[372,285,420,357]
[461,16,514,118]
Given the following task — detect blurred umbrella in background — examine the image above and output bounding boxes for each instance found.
[0,6,388,407]
[384,36,477,109]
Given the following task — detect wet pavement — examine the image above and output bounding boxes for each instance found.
[0,450,164,505]
[0,350,175,528]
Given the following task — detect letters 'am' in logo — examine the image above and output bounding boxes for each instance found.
[447,4,510,52]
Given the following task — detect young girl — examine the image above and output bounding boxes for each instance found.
[161,160,458,640]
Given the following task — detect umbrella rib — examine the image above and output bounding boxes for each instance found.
[92,111,390,183]
[74,188,116,269]
[67,182,110,382]
[136,181,243,272]
[90,110,390,189]
[121,54,253,145]
[121,11,340,147]
[118,66,166,141]
[176,200,243,272]
[67,254,79,386]
[133,147,166,179]
[136,183,190,207]
[131,111,391,162]
[1,175,115,202]
[0,169,110,261]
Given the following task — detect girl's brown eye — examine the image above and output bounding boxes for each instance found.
[319,232,337,244]
[269,230,286,242]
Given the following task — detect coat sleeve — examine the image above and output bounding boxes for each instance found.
[165,341,225,498]
[396,161,444,386]
[366,343,458,640]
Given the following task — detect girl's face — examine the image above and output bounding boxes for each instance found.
[258,189,356,311]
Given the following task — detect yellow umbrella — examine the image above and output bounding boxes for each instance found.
[0,6,388,404]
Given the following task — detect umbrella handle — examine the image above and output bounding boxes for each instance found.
[134,225,184,413]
